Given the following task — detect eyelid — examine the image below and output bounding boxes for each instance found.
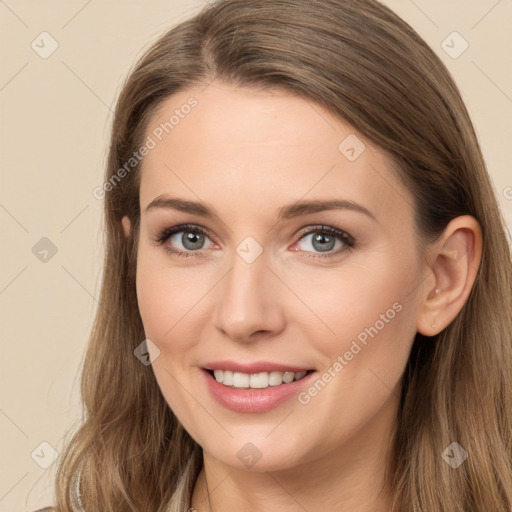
[294,224,354,245]
[153,223,213,243]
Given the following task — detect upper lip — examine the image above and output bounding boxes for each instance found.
[202,360,314,374]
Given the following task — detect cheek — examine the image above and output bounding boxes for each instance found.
[287,255,418,356]
[135,251,209,438]
[290,262,418,442]
[135,246,216,356]
[135,245,183,343]
[286,257,420,427]
[135,262,173,342]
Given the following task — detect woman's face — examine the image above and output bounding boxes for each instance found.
[125,82,431,473]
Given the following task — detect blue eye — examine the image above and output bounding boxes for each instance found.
[293,225,355,258]
[153,224,355,260]
[154,224,214,259]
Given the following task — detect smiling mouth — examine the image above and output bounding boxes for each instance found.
[205,369,315,389]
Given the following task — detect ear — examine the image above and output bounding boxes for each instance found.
[416,215,483,336]
[121,215,132,238]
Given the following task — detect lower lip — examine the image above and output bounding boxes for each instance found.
[202,369,316,413]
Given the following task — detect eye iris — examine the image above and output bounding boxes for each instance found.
[312,232,335,252]
[182,231,204,250]
[168,227,345,254]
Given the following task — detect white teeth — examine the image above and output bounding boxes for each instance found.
[268,371,283,386]
[223,370,234,386]
[249,372,268,389]
[233,372,250,388]
[211,369,310,389]
[282,371,294,383]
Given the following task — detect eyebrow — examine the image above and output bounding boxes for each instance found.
[144,195,377,222]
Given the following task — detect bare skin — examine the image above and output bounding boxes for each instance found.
[122,81,482,512]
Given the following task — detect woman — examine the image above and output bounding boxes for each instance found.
[38,0,512,510]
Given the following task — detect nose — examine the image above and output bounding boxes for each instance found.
[214,247,286,343]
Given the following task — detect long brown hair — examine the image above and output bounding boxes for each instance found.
[51,0,512,510]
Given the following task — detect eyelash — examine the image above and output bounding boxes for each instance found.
[152,223,356,260]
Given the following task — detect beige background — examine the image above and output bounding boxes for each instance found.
[0,0,511,510]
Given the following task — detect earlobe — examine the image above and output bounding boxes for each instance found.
[416,215,483,336]
[121,215,132,238]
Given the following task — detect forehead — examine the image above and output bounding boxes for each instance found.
[138,82,413,223]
